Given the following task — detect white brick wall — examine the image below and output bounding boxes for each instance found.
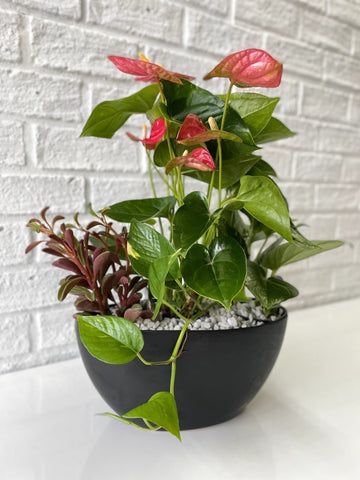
[0,0,359,373]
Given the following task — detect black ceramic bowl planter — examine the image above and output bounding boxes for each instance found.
[76,309,287,430]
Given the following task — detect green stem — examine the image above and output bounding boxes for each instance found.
[217,81,233,208]
[170,361,176,395]
[146,149,164,236]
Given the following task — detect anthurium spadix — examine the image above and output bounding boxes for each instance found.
[203,48,283,88]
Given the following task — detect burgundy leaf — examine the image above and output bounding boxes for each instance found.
[53,258,82,275]
[25,240,43,254]
[58,276,83,301]
[93,251,112,280]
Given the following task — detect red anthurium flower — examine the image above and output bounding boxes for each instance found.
[165,147,216,174]
[176,114,241,146]
[203,48,282,88]
[108,55,195,84]
[127,118,166,150]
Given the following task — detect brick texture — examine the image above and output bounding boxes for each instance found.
[0,0,359,374]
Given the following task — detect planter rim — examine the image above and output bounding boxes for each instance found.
[77,306,287,336]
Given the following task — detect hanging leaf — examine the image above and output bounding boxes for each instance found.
[255,117,295,144]
[77,315,144,364]
[103,391,181,440]
[149,252,180,318]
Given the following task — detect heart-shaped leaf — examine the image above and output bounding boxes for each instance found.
[129,220,179,278]
[246,262,298,313]
[80,84,159,138]
[260,239,344,272]
[255,117,295,144]
[77,315,144,364]
[237,176,291,241]
[182,236,247,308]
[103,391,181,440]
[247,159,277,177]
[173,192,212,249]
[104,196,176,223]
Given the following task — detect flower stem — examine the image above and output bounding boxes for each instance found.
[217,81,233,207]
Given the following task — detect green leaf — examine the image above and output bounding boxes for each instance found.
[149,252,180,318]
[226,93,279,136]
[247,159,277,177]
[246,262,298,313]
[154,140,186,167]
[77,315,144,364]
[80,84,159,138]
[129,220,179,278]
[255,117,295,144]
[103,391,181,440]
[260,240,344,272]
[238,176,291,241]
[182,236,247,308]
[162,80,254,145]
[104,196,176,223]
[173,192,212,249]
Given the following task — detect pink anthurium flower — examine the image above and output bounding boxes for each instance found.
[203,48,282,88]
[165,147,216,174]
[176,114,241,146]
[108,54,195,84]
[127,118,166,150]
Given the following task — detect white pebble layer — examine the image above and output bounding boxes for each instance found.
[135,300,282,331]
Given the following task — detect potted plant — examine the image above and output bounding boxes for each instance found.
[26,49,342,440]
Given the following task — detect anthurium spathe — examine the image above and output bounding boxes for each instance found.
[165,147,216,173]
[127,118,166,150]
[203,48,282,88]
[176,114,241,146]
[108,55,195,84]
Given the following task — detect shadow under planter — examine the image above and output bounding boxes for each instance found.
[76,310,287,430]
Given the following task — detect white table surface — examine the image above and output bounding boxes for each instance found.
[1,299,360,480]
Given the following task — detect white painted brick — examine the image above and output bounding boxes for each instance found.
[294,153,343,182]
[328,0,360,27]
[0,314,31,357]
[324,52,360,88]
[276,116,319,151]
[318,125,359,155]
[336,213,360,239]
[286,268,333,296]
[332,265,360,290]
[266,35,323,79]
[315,184,359,211]
[306,241,353,269]
[349,96,360,124]
[235,0,299,36]
[30,18,138,78]
[0,267,62,313]
[302,84,349,122]
[354,32,360,59]
[186,11,262,56]
[182,0,230,15]
[0,70,81,121]
[0,120,25,166]
[275,80,299,115]
[263,147,294,180]
[0,174,85,214]
[302,213,337,239]
[0,9,21,62]
[300,10,352,54]
[89,177,151,210]
[10,0,81,19]
[341,157,360,183]
[0,222,30,266]
[37,307,76,349]
[88,0,184,43]
[281,183,315,211]
[296,0,326,11]
[35,125,141,172]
